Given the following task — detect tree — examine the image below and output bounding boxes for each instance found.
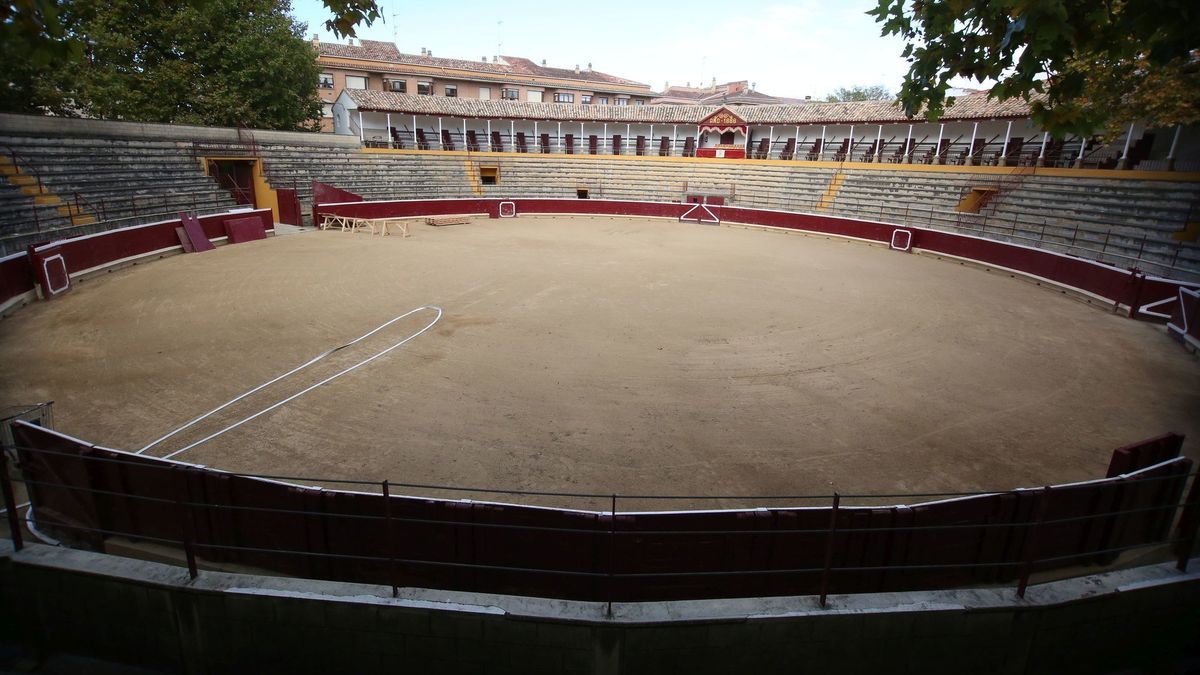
[826,85,894,102]
[0,0,333,130]
[869,0,1200,138]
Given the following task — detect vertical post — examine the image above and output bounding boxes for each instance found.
[358,111,364,143]
[462,118,467,152]
[934,123,944,164]
[382,480,399,597]
[904,124,913,163]
[558,121,563,153]
[438,117,443,150]
[412,115,418,148]
[847,125,855,160]
[486,119,491,150]
[1037,131,1049,166]
[386,113,392,149]
[510,120,515,152]
[0,449,24,551]
[768,126,774,158]
[626,123,631,155]
[603,123,608,153]
[745,126,751,156]
[819,493,840,607]
[1000,120,1012,165]
[1166,125,1183,170]
[794,126,800,160]
[819,125,825,161]
[1118,122,1136,169]
[534,121,539,152]
[607,494,617,617]
[874,124,883,162]
[1016,486,1052,598]
[967,121,978,165]
[174,467,199,580]
[1175,471,1200,571]
[1075,135,1088,168]
[672,124,677,156]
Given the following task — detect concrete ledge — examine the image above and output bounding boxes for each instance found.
[0,113,361,149]
[3,539,1199,674]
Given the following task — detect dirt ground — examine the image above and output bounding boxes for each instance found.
[1,216,1197,510]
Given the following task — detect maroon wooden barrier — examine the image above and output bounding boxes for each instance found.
[11,421,1192,603]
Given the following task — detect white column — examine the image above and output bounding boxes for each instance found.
[934,123,944,164]
[696,125,701,153]
[558,122,562,153]
[412,115,417,147]
[745,127,751,155]
[486,119,491,150]
[874,124,883,162]
[967,121,978,165]
[818,125,825,161]
[386,113,392,149]
[1167,124,1183,169]
[1118,122,1136,168]
[534,121,539,152]
[768,126,774,158]
[462,118,467,150]
[649,124,654,154]
[904,124,913,162]
[510,120,515,152]
[603,123,608,152]
[794,126,800,160]
[1076,134,1088,167]
[357,111,364,142]
[1037,130,1048,166]
[438,117,443,150]
[997,120,1012,165]
[848,125,854,159]
[672,124,678,156]
[626,123,631,155]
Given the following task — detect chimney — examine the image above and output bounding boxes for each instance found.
[541,59,546,66]
[421,47,426,55]
[427,51,432,57]
[711,76,716,87]
[574,64,580,74]
[587,62,593,72]
[483,56,488,62]
[311,34,320,46]
[804,95,812,100]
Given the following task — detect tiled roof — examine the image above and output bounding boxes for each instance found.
[316,41,649,90]
[317,39,401,62]
[342,90,1037,124]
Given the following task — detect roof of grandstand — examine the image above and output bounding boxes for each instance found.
[316,39,648,88]
[340,89,1038,124]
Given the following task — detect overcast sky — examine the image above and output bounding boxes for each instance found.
[290,0,968,100]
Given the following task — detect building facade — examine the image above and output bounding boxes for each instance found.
[315,38,654,131]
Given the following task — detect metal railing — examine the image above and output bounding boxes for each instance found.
[2,442,1197,608]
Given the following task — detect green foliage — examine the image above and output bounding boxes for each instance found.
[869,0,1200,137]
[0,0,382,130]
[826,85,894,102]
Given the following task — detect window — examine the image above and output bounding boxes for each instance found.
[344,75,367,90]
[501,88,519,100]
[444,85,457,97]
[635,99,644,106]
[527,90,543,103]
[616,98,630,106]
[577,188,589,199]
[479,166,500,185]
[318,73,334,89]
[554,93,574,103]
[479,87,491,100]
[417,82,432,95]
[387,80,406,93]
[581,95,592,105]
[595,96,609,105]
[322,103,333,118]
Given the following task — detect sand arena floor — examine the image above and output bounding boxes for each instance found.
[1,216,1197,510]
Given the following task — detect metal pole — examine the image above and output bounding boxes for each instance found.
[558,122,563,153]
[904,124,913,163]
[510,120,515,152]
[357,111,364,143]
[1016,486,1051,598]
[0,449,23,551]
[607,494,617,617]
[934,123,944,164]
[819,493,840,607]
[672,125,677,156]
[1167,125,1183,170]
[382,480,398,597]
[487,119,491,150]
[174,467,199,580]
[386,113,392,149]
[438,117,443,150]
[967,121,978,165]
[1037,131,1049,166]
[875,124,883,162]
[412,115,418,148]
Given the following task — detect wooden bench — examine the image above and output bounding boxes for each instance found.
[425,215,471,227]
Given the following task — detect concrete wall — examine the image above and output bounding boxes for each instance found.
[0,113,362,149]
[2,539,1198,675]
